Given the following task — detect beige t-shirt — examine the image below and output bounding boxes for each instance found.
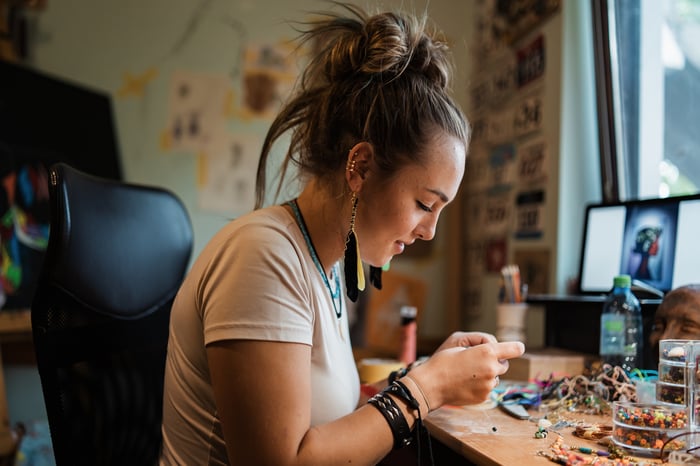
[160,205,359,466]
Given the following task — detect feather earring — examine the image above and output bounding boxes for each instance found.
[344,192,365,302]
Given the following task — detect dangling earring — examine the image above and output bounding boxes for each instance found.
[344,192,365,302]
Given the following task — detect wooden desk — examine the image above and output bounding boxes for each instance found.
[424,403,664,466]
[0,309,32,456]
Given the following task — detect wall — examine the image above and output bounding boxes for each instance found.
[458,0,600,347]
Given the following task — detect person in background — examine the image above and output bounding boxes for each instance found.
[159,4,524,466]
[649,284,700,363]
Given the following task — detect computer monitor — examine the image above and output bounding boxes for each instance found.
[0,59,122,310]
[578,194,700,295]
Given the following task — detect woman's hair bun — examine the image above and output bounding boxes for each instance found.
[323,8,451,89]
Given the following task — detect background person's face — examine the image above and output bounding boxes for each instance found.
[649,289,700,362]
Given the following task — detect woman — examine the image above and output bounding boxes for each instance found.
[159,4,524,465]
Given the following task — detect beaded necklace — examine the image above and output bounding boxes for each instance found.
[288,199,342,319]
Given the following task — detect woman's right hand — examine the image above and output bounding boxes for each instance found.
[408,340,525,409]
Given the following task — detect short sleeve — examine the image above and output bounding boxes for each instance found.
[198,220,315,347]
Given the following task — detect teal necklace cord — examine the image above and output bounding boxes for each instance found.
[287,199,342,319]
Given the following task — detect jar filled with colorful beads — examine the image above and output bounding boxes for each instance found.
[612,401,688,457]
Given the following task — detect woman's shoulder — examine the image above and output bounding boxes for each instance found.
[201,204,300,260]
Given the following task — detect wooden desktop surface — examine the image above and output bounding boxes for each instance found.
[424,401,664,466]
[0,309,31,337]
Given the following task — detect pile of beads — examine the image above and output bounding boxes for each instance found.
[612,402,688,457]
[613,424,684,450]
[656,340,696,407]
[614,404,688,429]
[655,383,685,405]
[658,364,685,384]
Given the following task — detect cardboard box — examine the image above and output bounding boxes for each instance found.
[504,348,591,381]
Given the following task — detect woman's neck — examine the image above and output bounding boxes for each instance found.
[294,184,347,275]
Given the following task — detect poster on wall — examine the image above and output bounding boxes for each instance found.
[240,42,297,120]
[163,70,232,154]
[197,131,261,215]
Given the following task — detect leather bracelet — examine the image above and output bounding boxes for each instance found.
[384,380,420,412]
[368,392,413,449]
[388,367,408,385]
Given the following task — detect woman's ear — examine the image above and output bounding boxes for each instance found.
[345,142,373,192]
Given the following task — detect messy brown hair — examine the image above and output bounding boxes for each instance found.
[255,2,469,208]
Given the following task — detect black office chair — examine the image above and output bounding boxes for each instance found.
[30,163,193,466]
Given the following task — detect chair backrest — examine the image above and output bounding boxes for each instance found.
[31,163,193,466]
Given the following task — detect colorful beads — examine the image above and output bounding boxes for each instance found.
[614,404,687,429]
[658,363,686,384]
[612,402,688,457]
[656,382,685,405]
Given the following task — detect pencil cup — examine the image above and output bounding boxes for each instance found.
[496,303,527,343]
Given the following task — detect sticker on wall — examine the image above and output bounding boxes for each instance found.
[488,107,516,144]
[465,147,490,192]
[516,35,545,88]
[512,92,543,138]
[517,137,548,185]
[485,192,512,236]
[515,189,545,239]
[488,53,517,106]
[116,68,159,99]
[485,237,508,273]
[488,143,517,191]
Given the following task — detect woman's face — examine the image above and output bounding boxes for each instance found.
[356,132,466,267]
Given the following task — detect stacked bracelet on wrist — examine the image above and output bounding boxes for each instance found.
[367,391,413,449]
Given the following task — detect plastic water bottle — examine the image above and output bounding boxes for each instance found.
[599,274,643,372]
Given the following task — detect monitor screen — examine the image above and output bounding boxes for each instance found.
[0,59,122,310]
[579,194,700,295]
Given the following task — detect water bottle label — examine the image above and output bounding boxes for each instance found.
[600,314,625,355]
[602,316,624,333]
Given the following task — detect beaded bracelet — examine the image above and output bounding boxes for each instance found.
[368,392,413,449]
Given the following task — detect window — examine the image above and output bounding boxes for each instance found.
[593,0,700,202]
